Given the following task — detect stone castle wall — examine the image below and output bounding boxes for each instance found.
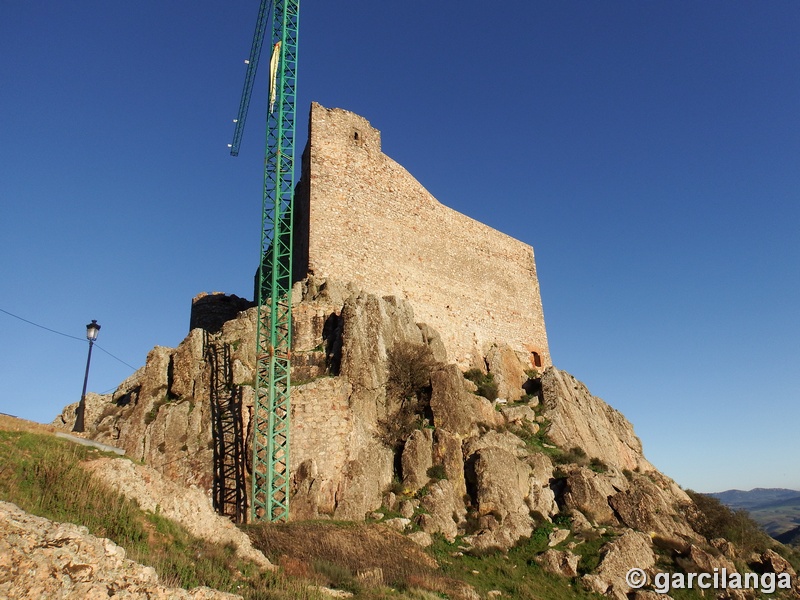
[293,103,550,368]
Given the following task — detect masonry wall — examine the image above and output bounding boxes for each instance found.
[294,103,550,369]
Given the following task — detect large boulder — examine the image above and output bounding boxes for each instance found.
[470,447,531,521]
[581,530,655,600]
[678,544,736,575]
[430,365,502,435]
[561,467,620,525]
[609,475,696,539]
[485,343,528,401]
[525,453,558,519]
[418,479,465,542]
[401,429,434,494]
[463,429,528,459]
[464,447,535,550]
[333,439,394,521]
[432,428,467,500]
[536,549,580,578]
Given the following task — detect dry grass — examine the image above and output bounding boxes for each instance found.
[246,521,467,597]
[0,413,59,435]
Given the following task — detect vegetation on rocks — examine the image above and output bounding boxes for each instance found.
[463,369,499,402]
[378,342,436,450]
[686,489,775,555]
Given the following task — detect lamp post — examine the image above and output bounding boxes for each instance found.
[73,319,101,433]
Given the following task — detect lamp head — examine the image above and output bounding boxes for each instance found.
[86,320,101,342]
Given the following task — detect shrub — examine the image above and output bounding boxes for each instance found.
[685,490,772,554]
[377,342,435,450]
[588,457,608,473]
[386,342,435,401]
[569,446,587,458]
[426,464,447,481]
[553,512,572,528]
[463,369,499,402]
[554,446,587,465]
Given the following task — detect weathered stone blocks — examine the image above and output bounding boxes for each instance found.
[295,103,550,369]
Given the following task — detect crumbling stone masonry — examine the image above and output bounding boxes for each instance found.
[292,102,550,368]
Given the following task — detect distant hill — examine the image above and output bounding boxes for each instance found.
[775,525,800,547]
[711,488,800,538]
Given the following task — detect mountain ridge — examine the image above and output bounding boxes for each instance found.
[711,488,800,539]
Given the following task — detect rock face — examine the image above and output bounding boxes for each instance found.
[0,501,241,600]
[53,275,715,567]
[51,277,521,528]
[540,368,653,472]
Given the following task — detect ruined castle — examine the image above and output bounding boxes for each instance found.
[292,103,550,370]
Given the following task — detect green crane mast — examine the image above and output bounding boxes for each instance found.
[229,0,299,522]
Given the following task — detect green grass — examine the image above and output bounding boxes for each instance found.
[0,430,323,600]
[463,369,499,402]
[427,525,605,600]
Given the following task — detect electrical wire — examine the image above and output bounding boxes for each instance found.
[93,344,139,371]
[0,307,138,371]
[0,307,85,341]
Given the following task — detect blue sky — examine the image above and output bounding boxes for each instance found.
[1,1,798,493]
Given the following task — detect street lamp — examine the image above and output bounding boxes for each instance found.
[73,319,101,433]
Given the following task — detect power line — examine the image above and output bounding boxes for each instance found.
[0,307,85,341]
[0,307,138,371]
[94,344,139,371]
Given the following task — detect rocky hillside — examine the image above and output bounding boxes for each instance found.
[48,276,800,599]
[0,501,241,600]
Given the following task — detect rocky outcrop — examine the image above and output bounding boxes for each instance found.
[463,446,536,551]
[562,466,621,525]
[417,479,465,542]
[0,501,241,600]
[609,475,695,539]
[51,275,736,588]
[485,343,529,401]
[540,368,654,472]
[54,277,547,527]
[677,544,736,576]
[752,549,798,578]
[581,530,655,600]
[429,364,502,435]
[470,447,532,522]
[53,336,216,492]
[401,429,434,494]
[536,549,580,578]
[83,457,273,569]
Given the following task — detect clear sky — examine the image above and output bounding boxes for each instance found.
[1,1,798,494]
